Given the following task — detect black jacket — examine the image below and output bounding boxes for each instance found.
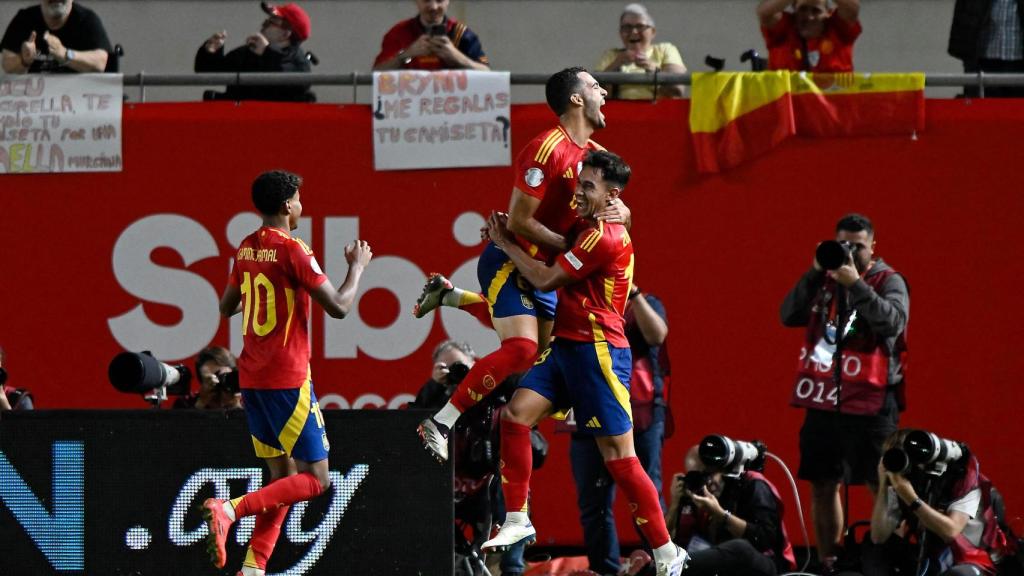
[949,0,1024,63]
[194,42,314,102]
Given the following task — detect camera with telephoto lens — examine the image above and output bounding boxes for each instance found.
[816,240,859,271]
[107,351,192,406]
[446,361,470,385]
[683,470,709,494]
[882,429,967,476]
[212,369,240,395]
[698,434,767,474]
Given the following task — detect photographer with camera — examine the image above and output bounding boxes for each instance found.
[373,0,489,71]
[409,340,527,576]
[172,346,241,411]
[666,435,796,576]
[865,429,1008,576]
[0,345,34,412]
[1,0,112,73]
[780,212,909,572]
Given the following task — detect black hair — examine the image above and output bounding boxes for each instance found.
[545,67,588,116]
[582,150,631,190]
[251,170,302,216]
[835,213,873,236]
[195,346,237,376]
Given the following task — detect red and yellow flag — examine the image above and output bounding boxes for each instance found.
[690,72,925,173]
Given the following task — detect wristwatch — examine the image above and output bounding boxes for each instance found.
[64,48,76,63]
[908,498,924,512]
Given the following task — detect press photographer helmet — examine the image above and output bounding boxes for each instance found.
[816,240,857,271]
[698,434,766,474]
[108,351,191,396]
[882,429,966,476]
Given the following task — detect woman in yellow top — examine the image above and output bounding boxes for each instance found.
[598,3,687,100]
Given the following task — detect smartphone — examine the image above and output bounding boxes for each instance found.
[428,24,446,37]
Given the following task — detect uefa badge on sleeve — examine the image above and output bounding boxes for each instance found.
[525,167,544,188]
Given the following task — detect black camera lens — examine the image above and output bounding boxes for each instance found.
[882,448,911,474]
[447,362,470,385]
[816,240,854,271]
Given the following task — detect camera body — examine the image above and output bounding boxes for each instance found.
[816,240,858,271]
[683,470,709,494]
[883,429,967,477]
[447,361,470,385]
[213,369,240,395]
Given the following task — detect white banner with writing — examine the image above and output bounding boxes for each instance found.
[1,73,123,174]
[372,70,511,171]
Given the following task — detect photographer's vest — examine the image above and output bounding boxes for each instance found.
[790,267,906,415]
[923,457,1005,573]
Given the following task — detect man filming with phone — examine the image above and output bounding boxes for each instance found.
[373,0,489,70]
[780,213,910,574]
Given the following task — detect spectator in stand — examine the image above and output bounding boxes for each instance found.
[1,0,112,74]
[195,2,315,102]
[757,0,862,73]
[173,346,242,411]
[949,0,1024,98]
[598,3,687,99]
[373,0,489,71]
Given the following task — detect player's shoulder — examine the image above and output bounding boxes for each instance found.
[578,221,629,253]
[520,126,568,164]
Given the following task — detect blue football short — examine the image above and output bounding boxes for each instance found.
[241,376,329,463]
[477,241,557,320]
[520,338,633,437]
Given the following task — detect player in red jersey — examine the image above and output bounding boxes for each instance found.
[414,67,631,462]
[479,151,689,576]
[201,170,372,576]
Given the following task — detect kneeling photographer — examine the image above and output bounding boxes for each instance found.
[866,429,1009,576]
[666,434,795,576]
[173,346,241,410]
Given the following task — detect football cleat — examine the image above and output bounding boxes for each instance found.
[417,417,450,463]
[412,273,453,318]
[202,498,234,569]
[481,522,537,553]
[655,545,689,576]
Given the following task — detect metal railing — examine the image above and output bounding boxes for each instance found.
[120,71,1024,102]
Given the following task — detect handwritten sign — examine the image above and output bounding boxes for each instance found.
[372,70,510,171]
[0,74,123,174]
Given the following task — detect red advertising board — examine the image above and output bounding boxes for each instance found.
[2,98,1023,546]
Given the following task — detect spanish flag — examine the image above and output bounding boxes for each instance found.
[690,72,925,173]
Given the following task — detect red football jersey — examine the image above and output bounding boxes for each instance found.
[513,126,603,262]
[229,226,328,390]
[553,220,634,347]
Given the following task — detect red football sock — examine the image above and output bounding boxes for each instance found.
[500,421,534,513]
[451,337,536,412]
[245,505,289,570]
[460,300,493,328]
[606,456,671,549]
[233,472,322,518]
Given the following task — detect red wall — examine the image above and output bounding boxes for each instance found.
[1,99,1022,546]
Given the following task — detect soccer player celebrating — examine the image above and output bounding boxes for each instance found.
[414,67,630,462]
[202,170,372,576]
[479,151,689,576]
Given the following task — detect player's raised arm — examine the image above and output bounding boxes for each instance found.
[507,188,570,254]
[310,240,373,319]
[488,212,573,292]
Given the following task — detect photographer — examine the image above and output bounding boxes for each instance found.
[173,346,241,410]
[780,212,909,571]
[0,345,34,411]
[866,429,1007,576]
[666,442,795,576]
[409,340,526,576]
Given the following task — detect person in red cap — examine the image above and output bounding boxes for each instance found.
[195,2,315,102]
[373,0,489,70]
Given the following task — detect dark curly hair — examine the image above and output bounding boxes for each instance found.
[251,170,302,216]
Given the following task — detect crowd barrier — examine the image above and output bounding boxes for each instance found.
[1,98,1023,548]
[0,410,453,575]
